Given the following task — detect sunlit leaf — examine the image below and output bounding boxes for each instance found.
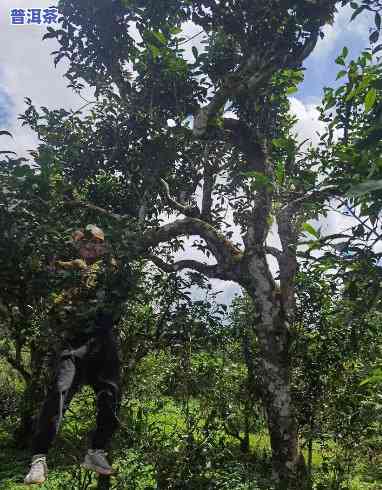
[365,88,377,112]
[336,70,347,80]
[302,223,320,239]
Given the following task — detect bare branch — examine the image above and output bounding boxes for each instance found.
[142,217,243,269]
[201,143,229,222]
[193,89,230,138]
[160,179,200,218]
[265,246,282,260]
[201,166,214,222]
[303,186,339,204]
[335,198,377,236]
[243,141,273,249]
[287,27,320,68]
[193,50,274,138]
[297,233,351,247]
[149,254,228,280]
[63,200,243,280]
[64,200,128,221]
[138,190,151,224]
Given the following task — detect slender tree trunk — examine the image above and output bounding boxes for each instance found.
[307,438,313,488]
[14,379,38,448]
[97,475,111,489]
[14,341,47,448]
[307,416,314,489]
[241,410,250,453]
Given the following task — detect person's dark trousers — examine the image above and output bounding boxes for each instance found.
[31,328,121,454]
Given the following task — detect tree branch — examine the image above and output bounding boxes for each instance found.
[243,140,273,249]
[201,164,214,222]
[265,246,282,260]
[63,200,128,221]
[160,179,200,218]
[193,33,314,139]
[201,143,229,222]
[62,200,243,280]
[288,186,338,208]
[142,217,243,270]
[193,50,275,138]
[149,254,228,280]
[286,27,320,68]
[297,233,350,247]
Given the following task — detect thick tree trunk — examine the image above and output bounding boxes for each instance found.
[242,253,307,490]
[254,318,301,489]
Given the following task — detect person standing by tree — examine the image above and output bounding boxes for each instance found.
[24,224,132,485]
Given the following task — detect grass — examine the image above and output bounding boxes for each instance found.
[0,395,381,489]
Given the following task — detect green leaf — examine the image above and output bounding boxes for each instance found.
[325,98,336,110]
[273,138,287,148]
[365,88,377,112]
[336,70,347,80]
[275,161,285,185]
[152,31,166,45]
[42,31,57,40]
[375,12,381,31]
[149,44,160,59]
[14,166,34,178]
[370,30,380,44]
[170,26,182,35]
[286,86,298,95]
[192,46,198,60]
[307,240,321,252]
[302,223,320,239]
[360,369,382,386]
[351,6,364,21]
[341,46,349,59]
[345,89,356,102]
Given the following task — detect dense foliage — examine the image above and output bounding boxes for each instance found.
[0,1,381,489]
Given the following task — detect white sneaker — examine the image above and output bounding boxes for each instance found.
[82,449,114,475]
[24,454,48,485]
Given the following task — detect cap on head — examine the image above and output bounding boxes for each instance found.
[85,224,105,241]
[72,225,105,242]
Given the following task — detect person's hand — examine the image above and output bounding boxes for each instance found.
[56,259,87,270]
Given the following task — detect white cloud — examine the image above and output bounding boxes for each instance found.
[289,96,325,145]
[288,97,355,243]
[0,0,93,157]
[312,4,374,60]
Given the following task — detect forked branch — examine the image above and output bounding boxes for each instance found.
[160,179,200,218]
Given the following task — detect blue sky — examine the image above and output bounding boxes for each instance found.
[299,5,372,102]
[0,87,12,127]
